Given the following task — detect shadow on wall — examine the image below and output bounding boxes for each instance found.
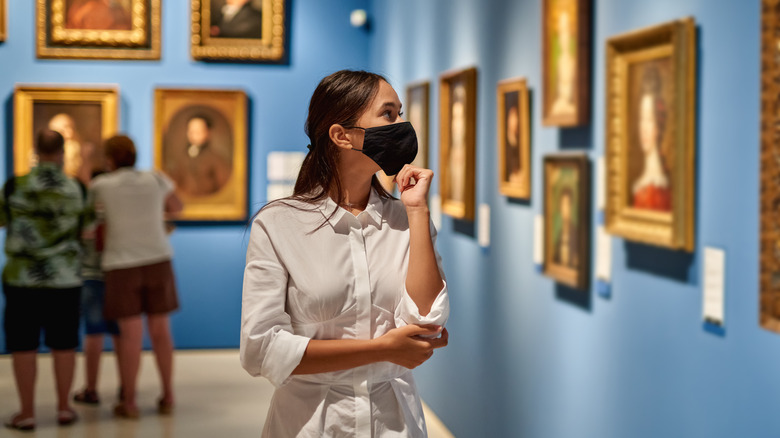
[624,241,695,283]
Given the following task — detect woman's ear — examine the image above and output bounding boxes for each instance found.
[329,124,355,151]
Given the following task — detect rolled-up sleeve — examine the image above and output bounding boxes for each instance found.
[240,217,310,387]
[395,221,450,328]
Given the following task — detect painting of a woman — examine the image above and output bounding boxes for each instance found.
[631,65,671,212]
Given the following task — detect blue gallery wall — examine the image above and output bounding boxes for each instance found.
[370,0,772,437]
[0,0,373,350]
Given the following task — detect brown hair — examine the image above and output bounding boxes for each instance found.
[104,134,137,168]
[36,129,64,155]
[258,70,393,225]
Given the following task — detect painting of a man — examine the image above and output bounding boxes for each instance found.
[552,186,578,268]
[503,91,522,184]
[65,0,132,31]
[210,0,263,39]
[163,112,232,198]
[448,82,467,204]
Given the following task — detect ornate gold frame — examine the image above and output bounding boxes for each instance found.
[543,153,590,290]
[406,80,430,170]
[36,0,161,60]
[13,85,119,176]
[154,88,248,221]
[760,0,780,333]
[497,77,531,199]
[191,0,287,62]
[604,18,696,251]
[439,67,477,221]
[541,0,591,127]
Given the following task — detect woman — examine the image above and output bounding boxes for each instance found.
[89,135,182,418]
[632,66,671,211]
[241,70,450,437]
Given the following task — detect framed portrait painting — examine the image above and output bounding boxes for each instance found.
[13,85,119,183]
[497,77,531,199]
[543,153,590,290]
[761,0,780,333]
[154,88,247,221]
[191,0,288,62]
[36,0,161,60]
[1,0,6,42]
[604,18,696,252]
[542,0,590,127]
[439,67,477,221]
[406,81,430,170]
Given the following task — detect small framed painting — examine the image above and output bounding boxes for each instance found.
[13,85,119,183]
[497,77,531,199]
[543,153,590,290]
[406,80,430,170]
[542,0,591,127]
[439,67,477,221]
[36,0,161,60]
[154,88,248,221]
[191,0,288,62]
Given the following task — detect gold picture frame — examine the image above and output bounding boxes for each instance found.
[191,0,287,62]
[0,0,6,42]
[542,0,591,127]
[13,85,119,183]
[439,67,477,221]
[154,88,248,221]
[497,77,531,199]
[604,18,696,251]
[36,0,161,60]
[543,153,590,290]
[761,0,780,333]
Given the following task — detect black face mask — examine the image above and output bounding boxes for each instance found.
[349,121,418,175]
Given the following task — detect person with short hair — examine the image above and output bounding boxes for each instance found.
[2,129,89,431]
[89,134,183,419]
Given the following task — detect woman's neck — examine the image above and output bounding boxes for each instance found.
[332,159,374,213]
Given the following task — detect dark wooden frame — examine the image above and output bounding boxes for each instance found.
[543,153,591,290]
[541,0,591,127]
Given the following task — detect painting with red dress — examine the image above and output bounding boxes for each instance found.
[627,59,673,213]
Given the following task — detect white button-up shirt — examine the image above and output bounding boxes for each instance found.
[241,188,449,437]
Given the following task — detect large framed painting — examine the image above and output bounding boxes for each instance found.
[191,0,287,62]
[439,67,477,221]
[543,153,590,290]
[36,0,161,60]
[542,0,590,127]
[604,18,696,251]
[761,1,780,333]
[154,88,247,221]
[13,85,119,183]
[497,77,531,199]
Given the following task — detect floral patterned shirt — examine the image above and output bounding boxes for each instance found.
[0,163,88,288]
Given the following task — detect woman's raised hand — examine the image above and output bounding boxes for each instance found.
[396,165,434,212]
[376,324,449,369]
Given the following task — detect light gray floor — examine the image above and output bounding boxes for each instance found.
[0,349,453,437]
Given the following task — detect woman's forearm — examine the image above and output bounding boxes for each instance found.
[405,208,444,316]
[292,338,385,375]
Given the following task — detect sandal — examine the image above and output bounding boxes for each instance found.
[4,414,35,432]
[73,388,100,405]
[158,398,174,416]
[113,404,140,420]
[57,409,78,426]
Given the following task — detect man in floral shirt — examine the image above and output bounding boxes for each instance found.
[1,129,89,431]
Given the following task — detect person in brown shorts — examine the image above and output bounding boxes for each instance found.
[88,135,183,419]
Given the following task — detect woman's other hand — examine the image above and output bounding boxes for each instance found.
[376,324,448,369]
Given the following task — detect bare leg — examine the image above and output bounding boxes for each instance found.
[146,314,174,405]
[83,335,104,391]
[11,351,36,419]
[117,316,143,413]
[52,349,76,412]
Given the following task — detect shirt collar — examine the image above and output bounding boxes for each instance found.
[318,188,384,228]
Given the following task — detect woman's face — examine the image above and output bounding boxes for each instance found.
[639,94,658,154]
[350,80,404,148]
